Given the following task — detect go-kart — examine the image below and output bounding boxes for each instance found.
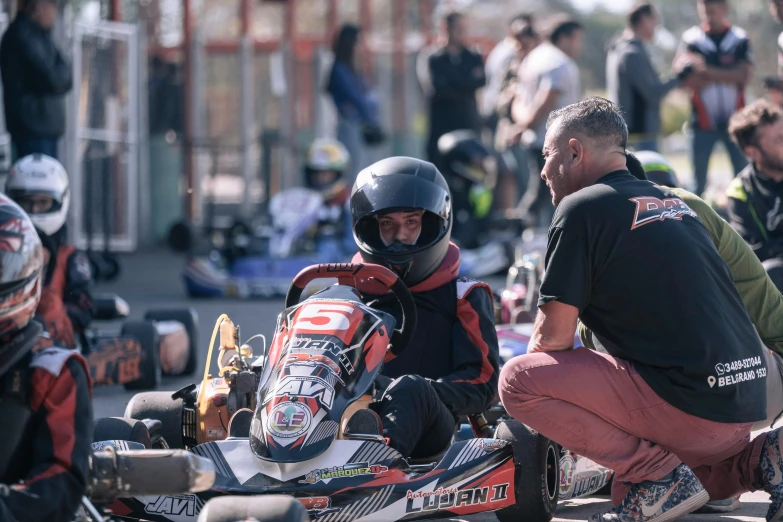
[88,424,309,522]
[495,251,583,362]
[84,294,199,390]
[184,188,355,299]
[95,263,612,522]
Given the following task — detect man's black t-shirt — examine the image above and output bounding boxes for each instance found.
[539,170,767,424]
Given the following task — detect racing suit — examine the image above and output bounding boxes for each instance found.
[726,163,783,292]
[0,320,94,522]
[353,243,500,459]
[35,230,94,350]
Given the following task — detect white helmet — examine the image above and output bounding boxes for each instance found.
[5,154,70,236]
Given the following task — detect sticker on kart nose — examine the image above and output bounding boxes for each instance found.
[267,401,312,438]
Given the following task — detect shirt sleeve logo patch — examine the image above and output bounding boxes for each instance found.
[629,197,698,230]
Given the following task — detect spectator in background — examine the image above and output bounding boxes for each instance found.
[0,0,72,161]
[770,0,783,75]
[606,2,700,152]
[482,13,534,138]
[494,20,539,208]
[763,77,783,109]
[674,0,751,197]
[511,16,583,227]
[326,24,381,184]
[726,99,783,292]
[417,11,486,170]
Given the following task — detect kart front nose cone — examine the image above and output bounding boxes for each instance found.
[187,453,217,492]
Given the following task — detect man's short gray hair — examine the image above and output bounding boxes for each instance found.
[546,97,628,149]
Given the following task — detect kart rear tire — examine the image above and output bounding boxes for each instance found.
[125,391,185,449]
[197,495,310,522]
[144,308,199,375]
[494,420,559,522]
[122,321,161,390]
[93,417,152,448]
[101,254,122,281]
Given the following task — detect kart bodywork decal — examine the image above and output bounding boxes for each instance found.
[347,442,403,465]
[316,485,394,522]
[191,442,234,480]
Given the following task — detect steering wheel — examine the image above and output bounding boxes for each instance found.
[285,263,417,357]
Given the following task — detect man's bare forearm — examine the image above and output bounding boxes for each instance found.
[704,64,752,85]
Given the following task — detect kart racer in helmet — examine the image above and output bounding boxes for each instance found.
[349,156,500,459]
[437,130,495,249]
[0,193,93,522]
[303,138,356,255]
[581,151,783,514]
[5,154,94,350]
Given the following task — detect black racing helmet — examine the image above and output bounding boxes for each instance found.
[351,157,452,286]
[437,130,492,184]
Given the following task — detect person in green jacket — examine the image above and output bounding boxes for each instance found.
[583,150,783,513]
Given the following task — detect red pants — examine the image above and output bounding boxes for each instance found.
[499,347,766,505]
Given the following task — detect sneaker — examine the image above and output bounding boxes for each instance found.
[589,463,709,522]
[760,427,783,521]
[693,495,741,513]
[343,409,383,438]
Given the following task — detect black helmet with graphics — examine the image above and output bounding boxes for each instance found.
[350,157,452,286]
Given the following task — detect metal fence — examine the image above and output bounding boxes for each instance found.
[66,19,142,252]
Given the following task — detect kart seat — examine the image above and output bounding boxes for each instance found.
[227,408,253,438]
[408,443,451,465]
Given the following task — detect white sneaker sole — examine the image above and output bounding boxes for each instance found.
[648,489,710,522]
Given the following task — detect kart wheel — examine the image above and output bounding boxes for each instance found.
[101,253,122,281]
[168,221,195,253]
[93,417,152,448]
[144,308,199,375]
[122,321,162,391]
[494,420,559,522]
[125,391,185,449]
[197,495,310,522]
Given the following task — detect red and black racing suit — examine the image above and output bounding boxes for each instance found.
[354,243,500,458]
[0,321,93,522]
[35,231,94,350]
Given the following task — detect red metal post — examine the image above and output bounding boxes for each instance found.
[392,0,406,133]
[420,0,434,45]
[326,0,337,43]
[359,0,373,78]
[240,0,251,36]
[182,0,194,221]
[109,0,121,21]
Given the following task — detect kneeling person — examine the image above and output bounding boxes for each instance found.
[349,157,500,459]
[499,98,780,522]
[6,154,94,349]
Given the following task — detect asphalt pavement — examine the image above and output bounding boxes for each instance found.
[91,249,772,522]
